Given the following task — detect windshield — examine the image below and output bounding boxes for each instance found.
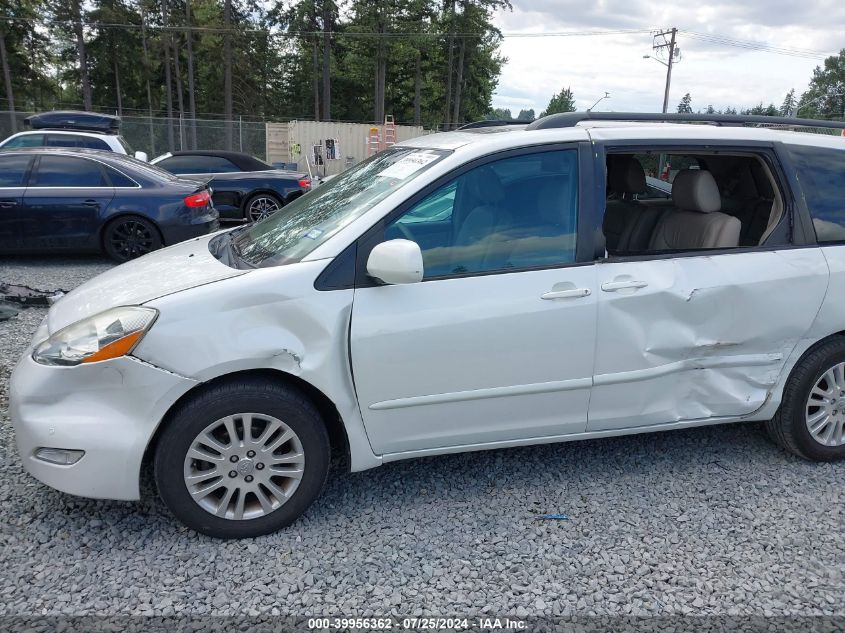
[233,147,450,268]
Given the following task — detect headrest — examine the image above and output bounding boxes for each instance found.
[672,170,721,213]
[463,166,504,204]
[536,179,573,224]
[607,155,646,194]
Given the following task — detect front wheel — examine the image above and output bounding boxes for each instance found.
[244,193,283,223]
[766,337,845,461]
[154,378,330,538]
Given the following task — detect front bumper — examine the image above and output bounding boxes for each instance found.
[9,353,198,500]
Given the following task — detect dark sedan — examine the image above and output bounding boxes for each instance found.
[150,151,310,222]
[0,148,219,262]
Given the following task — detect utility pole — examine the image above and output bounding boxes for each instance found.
[652,28,678,113]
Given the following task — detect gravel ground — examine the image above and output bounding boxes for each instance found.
[1,257,843,618]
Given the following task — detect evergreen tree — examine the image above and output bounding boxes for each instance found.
[780,88,796,116]
[541,87,575,117]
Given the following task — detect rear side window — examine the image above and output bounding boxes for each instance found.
[31,156,107,187]
[43,134,109,150]
[0,154,33,186]
[2,134,43,148]
[790,144,845,243]
[45,134,81,148]
[158,155,240,174]
[79,137,111,150]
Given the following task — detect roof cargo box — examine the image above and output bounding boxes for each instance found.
[24,111,120,134]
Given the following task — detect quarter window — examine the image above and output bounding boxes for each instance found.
[0,155,33,186]
[31,156,107,187]
[103,165,137,187]
[384,149,579,279]
[789,144,845,243]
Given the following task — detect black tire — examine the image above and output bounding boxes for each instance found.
[102,215,163,262]
[766,336,845,461]
[243,192,284,223]
[154,377,330,538]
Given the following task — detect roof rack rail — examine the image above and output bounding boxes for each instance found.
[457,120,528,130]
[525,111,845,131]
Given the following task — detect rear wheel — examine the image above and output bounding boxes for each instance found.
[154,378,330,538]
[766,337,845,461]
[102,216,162,262]
[244,193,283,223]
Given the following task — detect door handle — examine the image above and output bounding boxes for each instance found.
[541,287,591,300]
[601,279,648,292]
[83,199,100,207]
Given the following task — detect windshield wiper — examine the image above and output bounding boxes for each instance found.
[229,234,256,269]
[209,230,255,269]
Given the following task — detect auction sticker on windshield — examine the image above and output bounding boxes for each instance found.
[378,151,441,180]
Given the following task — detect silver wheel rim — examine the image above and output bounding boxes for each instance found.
[805,363,845,447]
[247,196,280,222]
[183,413,305,520]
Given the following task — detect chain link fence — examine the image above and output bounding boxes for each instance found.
[0,111,268,160]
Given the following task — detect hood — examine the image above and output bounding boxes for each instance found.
[48,233,246,333]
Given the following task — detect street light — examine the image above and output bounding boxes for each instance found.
[588,92,611,111]
[642,54,668,67]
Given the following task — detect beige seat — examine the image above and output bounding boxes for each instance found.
[649,170,741,250]
[450,167,510,272]
[603,156,647,251]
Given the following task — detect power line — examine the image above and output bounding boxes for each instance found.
[0,15,653,39]
[0,13,837,59]
[682,30,831,60]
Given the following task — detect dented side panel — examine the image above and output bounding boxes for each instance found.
[133,260,382,472]
[588,249,828,431]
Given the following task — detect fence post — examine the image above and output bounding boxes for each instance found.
[239,116,243,153]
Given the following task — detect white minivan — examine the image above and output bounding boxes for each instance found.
[11,113,845,538]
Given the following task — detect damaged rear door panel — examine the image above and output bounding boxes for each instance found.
[588,249,828,431]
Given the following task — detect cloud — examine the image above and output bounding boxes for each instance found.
[491,0,836,115]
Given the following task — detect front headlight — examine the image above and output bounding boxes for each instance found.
[32,307,158,367]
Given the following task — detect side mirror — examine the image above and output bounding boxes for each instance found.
[134,151,149,162]
[367,239,424,285]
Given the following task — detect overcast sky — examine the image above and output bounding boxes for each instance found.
[491,0,843,115]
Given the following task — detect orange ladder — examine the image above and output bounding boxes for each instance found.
[383,115,396,149]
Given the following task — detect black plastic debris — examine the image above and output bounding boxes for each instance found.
[1,283,66,308]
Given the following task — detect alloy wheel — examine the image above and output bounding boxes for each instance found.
[805,362,845,447]
[109,219,155,259]
[183,413,305,520]
[247,196,281,222]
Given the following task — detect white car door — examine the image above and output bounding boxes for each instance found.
[589,250,828,431]
[350,147,598,455]
[588,146,829,431]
